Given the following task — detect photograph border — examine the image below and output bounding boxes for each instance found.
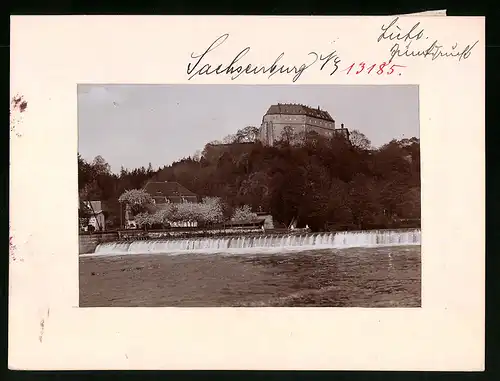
[9,15,484,370]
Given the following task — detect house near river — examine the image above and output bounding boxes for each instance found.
[144,181,199,205]
[124,181,274,230]
[79,200,107,232]
[125,181,200,228]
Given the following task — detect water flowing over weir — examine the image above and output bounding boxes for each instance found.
[90,229,421,256]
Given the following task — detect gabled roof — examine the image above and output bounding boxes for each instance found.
[265,103,334,122]
[81,200,107,214]
[143,181,197,198]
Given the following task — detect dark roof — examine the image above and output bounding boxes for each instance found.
[265,103,334,122]
[143,181,197,198]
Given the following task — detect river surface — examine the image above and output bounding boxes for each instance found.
[79,245,421,307]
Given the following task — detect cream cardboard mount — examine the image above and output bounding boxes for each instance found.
[9,13,484,371]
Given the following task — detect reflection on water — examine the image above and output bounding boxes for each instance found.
[79,245,421,307]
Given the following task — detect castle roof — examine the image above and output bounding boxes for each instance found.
[265,103,334,122]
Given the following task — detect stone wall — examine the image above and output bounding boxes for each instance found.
[79,232,119,254]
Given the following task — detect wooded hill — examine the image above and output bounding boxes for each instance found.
[79,128,420,232]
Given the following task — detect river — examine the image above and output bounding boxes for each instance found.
[79,245,421,307]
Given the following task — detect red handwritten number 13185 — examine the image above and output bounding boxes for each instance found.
[342,62,406,75]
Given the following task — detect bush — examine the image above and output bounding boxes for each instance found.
[231,205,257,222]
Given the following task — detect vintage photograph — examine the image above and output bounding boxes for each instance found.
[78,84,421,307]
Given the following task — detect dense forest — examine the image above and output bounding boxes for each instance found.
[78,127,420,232]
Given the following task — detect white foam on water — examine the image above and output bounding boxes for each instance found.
[81,229,421,258]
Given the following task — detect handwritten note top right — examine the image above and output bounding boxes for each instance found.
[377,13,478,64]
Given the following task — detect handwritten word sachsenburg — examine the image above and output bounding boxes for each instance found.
[186,34,341,82]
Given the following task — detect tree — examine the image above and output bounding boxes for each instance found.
[325,178,352,229]
[135,197,227,227]
[347,173,381,229]
[134,210,165,229]
[78,154,93,191]
[199,197,225,225]
[221,134,236,144]
[92,155,111,175]
[280,126,295,144]
[202,142,223,163]
[79,179,103,201]
[349,129,372,150]
[78,199,93,219]
[231,205,258,222]
[118,189,153,214]
[237,171,271,211]
[235,126,259,143]
[192,150,202,161]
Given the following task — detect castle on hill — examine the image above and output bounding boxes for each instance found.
[259,103,350,146]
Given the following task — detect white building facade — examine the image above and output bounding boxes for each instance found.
[259,103,349,146]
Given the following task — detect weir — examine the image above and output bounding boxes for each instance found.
[89,229,421,256]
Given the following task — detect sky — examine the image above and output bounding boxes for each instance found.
[78,84,419,174]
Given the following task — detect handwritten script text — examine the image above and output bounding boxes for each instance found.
[187,34,342,82]
[377,17,479,63]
